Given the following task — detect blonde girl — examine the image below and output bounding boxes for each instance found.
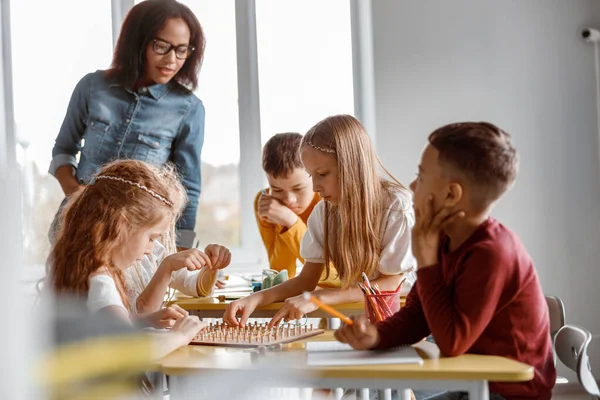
[224,115,416,327]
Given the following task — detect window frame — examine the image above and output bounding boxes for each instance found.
[1,0,16,168]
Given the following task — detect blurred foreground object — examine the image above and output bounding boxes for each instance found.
[36,296,156,399]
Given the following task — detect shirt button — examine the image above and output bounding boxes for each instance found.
[154,141,159,147]
[125,119,130,123]
[117,140,122,145]
[141,87,147,93]
[90,122,94,126]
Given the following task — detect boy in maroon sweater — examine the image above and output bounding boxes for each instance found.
[335,122,556,399]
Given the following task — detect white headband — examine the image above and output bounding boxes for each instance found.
[91,175,173,207]
[307,141,336,154]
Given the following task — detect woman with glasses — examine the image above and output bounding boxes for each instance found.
[48,0,205,250]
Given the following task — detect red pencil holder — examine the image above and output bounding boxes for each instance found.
[364,291,401,323]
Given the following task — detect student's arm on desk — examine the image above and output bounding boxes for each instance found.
[270,274,404,326]
[223,261,324,327]
[268,284,366,327]
[416,245,508,357]
[257,261,324,304]
[373,282,431,350]
[314,273,403,304]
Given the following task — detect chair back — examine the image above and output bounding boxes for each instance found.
[545,295,565,337]
[555,325,600,399]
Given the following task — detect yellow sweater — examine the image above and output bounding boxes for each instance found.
[254,190,341,288]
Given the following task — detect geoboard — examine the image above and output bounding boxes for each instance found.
[190,320,324,348]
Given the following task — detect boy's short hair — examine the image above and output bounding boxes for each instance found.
[428,122,519,209]
[262,133,304,178]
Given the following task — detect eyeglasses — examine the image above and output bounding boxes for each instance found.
[152,39,195,60]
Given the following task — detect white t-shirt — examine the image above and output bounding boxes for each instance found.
[125,241,203,313]
[300,188,417,295]
[86,274,128,314]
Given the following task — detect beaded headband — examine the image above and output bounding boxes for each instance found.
[90,175,173,207]
[306,141,336,154]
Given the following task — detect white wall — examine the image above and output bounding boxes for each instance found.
[371,0,600,382]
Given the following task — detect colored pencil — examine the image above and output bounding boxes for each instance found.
[395,277,407,293]
[303,292,354,325]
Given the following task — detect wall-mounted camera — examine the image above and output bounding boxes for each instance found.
[581,27,600,43]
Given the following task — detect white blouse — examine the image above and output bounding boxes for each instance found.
[125,241,203,313]
[300,188,417,295]
[87,274,128,314]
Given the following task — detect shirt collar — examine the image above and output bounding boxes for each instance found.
[143,83,171,100]
[109,81,171,101]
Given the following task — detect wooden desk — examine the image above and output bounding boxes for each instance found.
[159,331,533,400]
[168,292,405,319]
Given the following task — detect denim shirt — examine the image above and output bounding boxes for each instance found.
[49,70,205,248]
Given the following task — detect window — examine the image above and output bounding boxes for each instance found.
[255,0,355,146]
[10,0,113,269]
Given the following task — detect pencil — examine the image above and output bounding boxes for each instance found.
[395,277,407,293]
[303,292,354,326]
[362,272,373,290]
[372,283,381,294]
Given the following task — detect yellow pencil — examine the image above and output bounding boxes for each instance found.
[303,292,354,326]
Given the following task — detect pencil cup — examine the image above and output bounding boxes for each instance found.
[364,291,401,323]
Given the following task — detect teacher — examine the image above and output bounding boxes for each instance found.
[49,0,205,248]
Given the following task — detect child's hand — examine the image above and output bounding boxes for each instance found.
[268,293,319,328]
[257,193,299,228]
[171,315,207,345]
[223,295,262,327]
[204,244,232,270]
[161,249,213,272]
[334,315,380,350]
[412,195,464,268]
[147,305,189,329]
[215,280,226,289]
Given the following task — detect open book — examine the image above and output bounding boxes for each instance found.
[306,341,423,367]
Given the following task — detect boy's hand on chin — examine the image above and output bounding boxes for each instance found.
[257,194,298,228]
[412,195,464,269]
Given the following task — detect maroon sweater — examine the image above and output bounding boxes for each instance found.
[375,218,555,399]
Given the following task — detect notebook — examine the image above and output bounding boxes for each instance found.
[306,341,423,366]
[213,274,253,297]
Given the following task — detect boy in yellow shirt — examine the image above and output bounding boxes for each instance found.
[255,133,339,287]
